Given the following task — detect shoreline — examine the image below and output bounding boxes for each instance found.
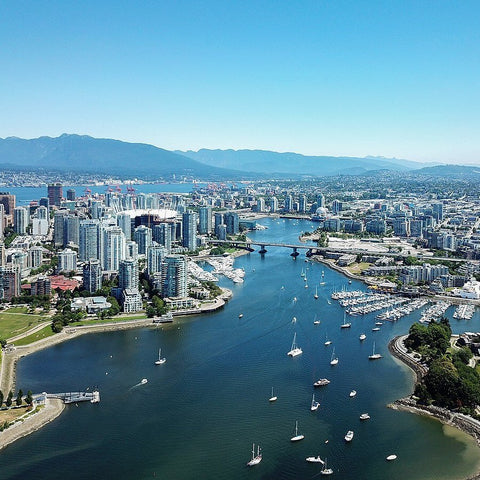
[388,335,480,480]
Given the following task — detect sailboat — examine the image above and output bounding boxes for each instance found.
[324,333,332,346]
[368,342,382,360]
[340,312,351,329]
[269,387,277,402]
[314,286,319,299]
[321,458,333,475]
[287,332,302,357]
[246,444,262,466]
[155,348,166,365]
[330,348,338,365]
[290,421,305,442]
[313,314,320,325]
[310,393,320,411]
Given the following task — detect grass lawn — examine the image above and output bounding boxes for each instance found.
[2,307,28,314]
[69,315,148,327]
[0,310,48,340]
[347,262,371,275]
[14,325,56,346]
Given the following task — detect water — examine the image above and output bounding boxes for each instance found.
[2,217,480,479]
[3,183,202,206]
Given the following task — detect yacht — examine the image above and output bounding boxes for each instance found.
[306,455,324,463]
[290,421,305,442]
[314,378,330,387]
[368,342,382,360]
[330,349,338,366]
[359,333,366,341]
[344,430,354,442]
[269,387,278,402]
[321,458,333,475]
[310,394,320,411]
[359,413,370,420]
[386,454,397,461]
[155,348,166,365]
[349,390,357,397]
[140,378,148,384]
[287,333,303,357]
[246,444,262,466]
[340,313,351,329]
[324,333,332,346]
[372,327,380,332]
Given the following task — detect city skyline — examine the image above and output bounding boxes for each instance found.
[1,1,480,163]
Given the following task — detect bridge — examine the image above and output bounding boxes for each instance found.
[206,239,471,263]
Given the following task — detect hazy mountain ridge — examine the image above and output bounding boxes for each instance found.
[177,148,430,176]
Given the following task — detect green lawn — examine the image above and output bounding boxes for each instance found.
[3,306,28,314]
[14,325,55,346]
[0,310,48,340]
[70,315,148,327]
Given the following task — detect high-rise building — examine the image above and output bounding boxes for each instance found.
[0,203,4,240]
[28,246,44,268]
[126,241,138,260]
[83,260,102,293]
[36,206,48,220]
[134,225,153,255]
[0,265,21,300]
[147,244,166,276]
[66,189,76,201]
[79,219,100,262]
[316,193,325,208]
[284,195,293,212]
[58,248,78,272]
[198,207,212,235]
[182,212,197,251]
[0,192,15,215]
[256,198,265,213]
[216,224,227,240]
[433,203,444,222]
[13,206,28,234]
[332,200,343,215]
[153,223,172,253]
[103,226,126,271]
[161,254,187,298]
[54,211,68,247]
[119,257,139,291]
[39,197,49,210]
[117,212,132,240]
[224,212,239,235]
[48,183,63,207]
[269,197,278,213]
[31,276,51,296]
[65,215,80,246]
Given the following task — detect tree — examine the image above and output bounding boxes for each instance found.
[16,389,23,406]
[6,391,13,407]
[25,390,33,406]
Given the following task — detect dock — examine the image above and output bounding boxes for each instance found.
[43,390,100,404]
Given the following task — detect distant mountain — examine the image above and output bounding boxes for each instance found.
[0,134,243,179]
[177,149,430,176]
[412,164,480,176]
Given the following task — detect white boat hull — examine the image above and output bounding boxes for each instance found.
[291,435,305,442]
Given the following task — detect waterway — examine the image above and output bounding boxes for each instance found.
[2,217,480,479]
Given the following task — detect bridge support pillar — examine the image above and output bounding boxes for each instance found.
[258,245,267,254]
[306,249,313,257]
[290,247,299,258]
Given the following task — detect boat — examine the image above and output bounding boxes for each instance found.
[386,454,397,461]
[349,390,357,397]
[305,283,308,288]
[310,394,320,411]
[313,314,320,325]
[246,444,262,466]
[330,349,338,365]
[314,378,330,387]
[314,286,319,299]
[368,342,382,360]
[340,313,351,329]
[359,333,366,341]
[290,421,305,442]
[269,387,278,402]
[375,321,383,326]
[239,313,243,318]
[324,333,332,346]
[140,378,148,384]
[319,281,326,286]
[155,348,166,365]
[322,270,325,277]
[344,430,354,442]
[359,413,370,420]
[348,280,352,284]
[306,455,324,463]
[287,333,303,357]
[321,458,333,475]
[372,327,380,331]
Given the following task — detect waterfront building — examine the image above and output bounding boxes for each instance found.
[224,212,239,235]
[122,288,142,312]
[323,217,341,232]
[182,211,197,251]
[13,206,28,234]
[48,183,63,207]
[255,197,266,213]
[58,248,78,272]
[214,212,224,231]
[399,264,449,285]
[31,276,51,296]
[216,223,227,240]
[198,206,212,235]
[83,260,102,293]
[0,192,15,217]
[284,194,293,212]
[0,264,21,300]
[134,225,153,255]
[119,257,139,290]
[153,223,172,253]
[79,220,100,262]
[66,189,76,201]
[298,195,307,213]
[161,254,187,298]
[269,196,278,213]
[147,244,167,276]
[316,193,325,208]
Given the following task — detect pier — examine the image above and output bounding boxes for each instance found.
[43,391,100,404]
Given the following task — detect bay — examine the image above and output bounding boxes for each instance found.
[2,217,480,479]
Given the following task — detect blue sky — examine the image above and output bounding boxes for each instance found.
[1,0,479,163]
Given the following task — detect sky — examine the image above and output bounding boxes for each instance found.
[1,0,479,163]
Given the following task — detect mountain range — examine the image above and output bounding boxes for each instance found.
[0,133,477,179]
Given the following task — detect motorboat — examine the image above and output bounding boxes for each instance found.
[349,390,357,397]
[141,378,148,384]
[386,454,397,461]
[359,413,370,420]
[344,430,354,442]
[314,378,330,387]
[306,456,324,463]
[359,333,366,341]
